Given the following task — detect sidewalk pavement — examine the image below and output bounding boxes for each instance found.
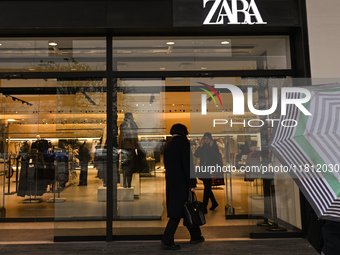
[0,239,319,255]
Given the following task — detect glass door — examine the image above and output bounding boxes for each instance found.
[54,78,107,239]
[113,78,166,236]
[190,76,302,237]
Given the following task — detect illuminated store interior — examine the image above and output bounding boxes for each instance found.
[0,36,303,241]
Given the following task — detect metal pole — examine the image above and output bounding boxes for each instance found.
[224,137,229,206]
[225,136,235,215]
[228,136,234,214]
[15,157,19,192]
[7,159,11,194]
[106,35,114,242]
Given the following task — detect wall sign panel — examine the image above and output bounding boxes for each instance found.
[173,0,300,27]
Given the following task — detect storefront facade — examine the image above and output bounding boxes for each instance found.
[0,0,319,242]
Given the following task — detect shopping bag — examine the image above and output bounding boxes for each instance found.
[183,191,206,227]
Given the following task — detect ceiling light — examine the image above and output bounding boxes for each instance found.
[166,42,175,45]
[221,41,230,45]
[159,68,166,70]
[201,67,207,70]
[0,43,2,46]
[71,68,77,71]
[29,68,35,71]
[8,119,15,121]
[49,42,58,46]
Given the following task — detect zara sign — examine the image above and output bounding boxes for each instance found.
[203,0,267,25]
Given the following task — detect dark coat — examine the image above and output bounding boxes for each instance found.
[194,140,221,167]
[164,136,197,219]
[194,140,222,180]
[322,220,340,255]
[79,145,91,163]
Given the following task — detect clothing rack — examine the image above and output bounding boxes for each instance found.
[22,158,42,203]
[5,155,16,195]
[46,148,67,203]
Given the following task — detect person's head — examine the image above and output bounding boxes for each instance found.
[170,123,188,138]
[125,112,133,119]
[203,132,213,144]
[79,141,86,148]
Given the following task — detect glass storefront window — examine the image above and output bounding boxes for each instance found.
[113,36,291,71]
[0,34,302,241]
[113,78,166,235]
[55,79,107,237]
[0,78,106,238]
[0,38,106,72]
[190,77,302,236]
[0,82,57,219]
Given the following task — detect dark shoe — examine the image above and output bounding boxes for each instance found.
[209,203,219,210]
[161,243,181,250]
[190,236,205,244]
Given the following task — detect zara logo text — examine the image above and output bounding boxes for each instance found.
[203,0,267,25]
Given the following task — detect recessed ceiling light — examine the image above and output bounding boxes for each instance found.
[201,67,207,70]
[71,68,77,71]
[0,43,2,46]
[159,67,166,70]
[166,42,175,45]
[221,41,230,45]
[49,42,58,46]
[8,119,15,121]
[29,68,35,71]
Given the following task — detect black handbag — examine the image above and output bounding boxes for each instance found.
[183,191,206,227]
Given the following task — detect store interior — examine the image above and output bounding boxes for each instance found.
[0,76,302,241]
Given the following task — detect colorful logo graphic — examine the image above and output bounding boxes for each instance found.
[197,82,222,115]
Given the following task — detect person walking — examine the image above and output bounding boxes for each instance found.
[161,123,204,250]
[194,132,220,214]
[322,220,340,255]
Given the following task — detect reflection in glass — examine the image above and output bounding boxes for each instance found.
[119,112,141,188]
[190,77,301,235]
[113,79,165,236]
[0,38,106,72]
[54,79,107,237]
[113,36,291,71]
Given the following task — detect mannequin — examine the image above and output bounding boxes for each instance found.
[119,112,139,188]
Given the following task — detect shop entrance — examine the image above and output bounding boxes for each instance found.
[112,76,303,239]
[112,77,260,239]
[0,34,303,241]
[0,76,303,241]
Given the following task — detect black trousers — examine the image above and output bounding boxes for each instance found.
[203,179,217,210]
[79,162,88,186]
[122,164,133,188]
[161,218,202,244]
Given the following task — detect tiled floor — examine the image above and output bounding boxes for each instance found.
[1,166,279,242]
